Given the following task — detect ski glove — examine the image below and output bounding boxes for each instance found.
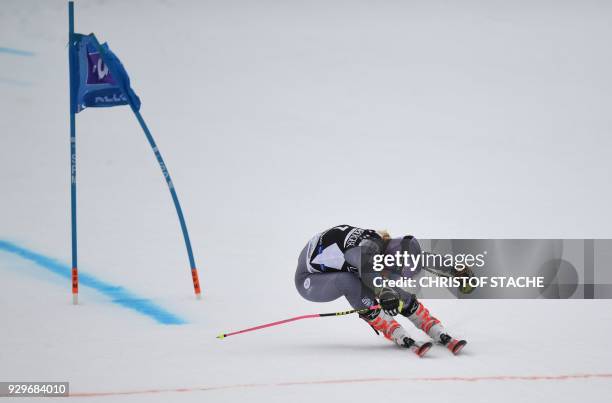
[453,267,475,294]
[379,288,404,316]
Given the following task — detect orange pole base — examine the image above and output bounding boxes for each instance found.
[191,268,201,299]
[72,267,79,305]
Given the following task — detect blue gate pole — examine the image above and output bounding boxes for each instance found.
[130,108,202,299]
[68,1,79,305]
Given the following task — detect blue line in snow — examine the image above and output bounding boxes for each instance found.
[0,77,34,87]
[0,240,186,325]
[0,47,36,57]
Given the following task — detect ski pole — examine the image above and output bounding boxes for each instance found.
[421,266,475,294]
[216,304,381,339]
[421,266,453,278]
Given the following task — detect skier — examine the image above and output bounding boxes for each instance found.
[295,224,468,356]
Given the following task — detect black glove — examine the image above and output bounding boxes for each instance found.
[453,267,475,294]
[379,288,403,316]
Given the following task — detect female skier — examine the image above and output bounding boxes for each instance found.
[295,224,468,356]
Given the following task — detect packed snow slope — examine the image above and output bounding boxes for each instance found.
[1,1,612,402]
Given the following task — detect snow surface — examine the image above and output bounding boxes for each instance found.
[1,0,612,401]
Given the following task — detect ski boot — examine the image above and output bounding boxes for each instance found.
[361,308,432,357]
[439,333,467,355]
[402,300,467,355]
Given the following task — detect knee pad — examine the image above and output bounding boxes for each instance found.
[359,307,381,321]
[401,295,419,317]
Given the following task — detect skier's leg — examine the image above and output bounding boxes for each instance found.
[391,287,466,353]
[295,244,404,340]
[396,290,445,341]
[359,300,432,355]
[295,245,377,310]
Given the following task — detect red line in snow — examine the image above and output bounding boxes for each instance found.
[70,373,612,398]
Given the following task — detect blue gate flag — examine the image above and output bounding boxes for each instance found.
[70,33,140,113]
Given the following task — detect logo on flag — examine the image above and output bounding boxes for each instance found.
[86,52,115,85]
